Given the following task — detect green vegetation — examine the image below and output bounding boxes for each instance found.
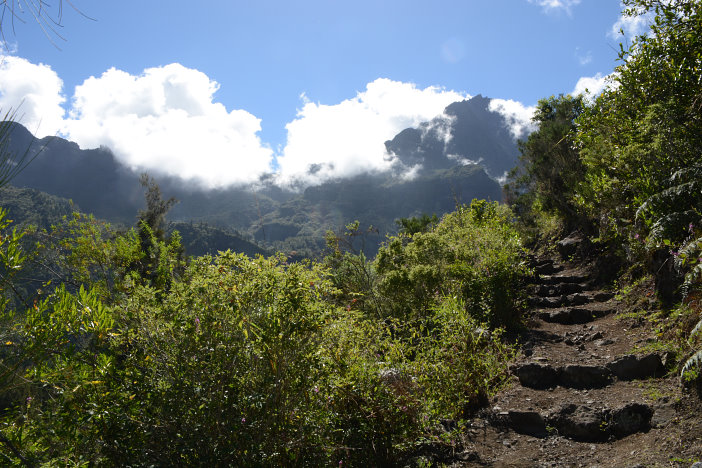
[506,0,702,385]
[0,193,527,464]
[2,0,702,464]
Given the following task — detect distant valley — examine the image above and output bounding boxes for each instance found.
[3,95,523,258]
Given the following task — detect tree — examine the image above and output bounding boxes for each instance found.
[576,0,702,241]
[505,94,586,231]
[132,174,184,290]
[395,213,438,236]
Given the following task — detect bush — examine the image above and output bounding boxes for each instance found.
[375,200,529,328]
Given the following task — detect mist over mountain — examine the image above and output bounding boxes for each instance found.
[385,95,524,180]
[3,95,521,256]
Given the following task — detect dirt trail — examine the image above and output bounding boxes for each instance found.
[451,254,702,467]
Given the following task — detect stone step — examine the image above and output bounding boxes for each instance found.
[537,306,615,324]
[539,273,589,285]
[533,282,585,297]
[493,403,654,442]
[511,353,665,389]
[528,293,594,309]
[534,262,564,275]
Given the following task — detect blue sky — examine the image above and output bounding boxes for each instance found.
[0,0,648,188]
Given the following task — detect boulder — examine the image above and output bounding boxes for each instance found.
[651,403,676,428]
[560,365,613,389]
[511,363,559,389]
[549,404,608,442]
[566,293,592,306]
[557,231,585,259]
[593,291,615,302]
[540,308,593,325]
[606,354,664,380]
[610,403,653,438]
[503,410,547,437]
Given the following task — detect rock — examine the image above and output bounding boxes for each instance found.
[593,291,615,302]
[594,338,615,347]
[535,262,562,275]
[536,283,584,296]
[651,403,676,428]
[549,404,609,442]
[541,273,589,285]
[588,331,604,341]
[536,296,565,308]
[511,363,559,389]
[606,354,664,380]
[560,365,613,389]
[566,293,592,306]
[541,308,594,325]
[557,231,585,259]
[503,410,547,437]
[591,307,616,319]
[690,463,702,468]
[610,403,653,438]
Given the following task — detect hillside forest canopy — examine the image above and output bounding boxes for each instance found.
[0,0,701,465]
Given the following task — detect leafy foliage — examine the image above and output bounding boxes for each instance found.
[576,0,702,245]
[376,200,528,327]
[505,94,586,231]
[0,195,528,465]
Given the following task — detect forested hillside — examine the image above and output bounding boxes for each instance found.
[0,0,701,466]
[6,93,516,258]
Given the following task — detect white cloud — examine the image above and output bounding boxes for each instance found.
[275,78,468,187]
[488,98,536,140]
[572,72,610,98]
[528,0,581,15]
[0,55,65,136]
[63,64,274,188]
[609,2,654,39]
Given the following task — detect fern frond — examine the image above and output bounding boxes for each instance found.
[691,317,702,339]
[681,349,702,379]
[649,211,698,241]
[669,164,702,185]
[677,236,702,263]
[681,263,702,298]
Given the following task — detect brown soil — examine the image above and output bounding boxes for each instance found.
[446,257,702,468]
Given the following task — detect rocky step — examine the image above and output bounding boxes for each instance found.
[532,282,585,297]
[537,305,616,324]
[492,402,656,442]
[528,293,594,309]
[539,273,590,285]
[534,261,564,276]
[529,290,615,308]
[511,353,666,390]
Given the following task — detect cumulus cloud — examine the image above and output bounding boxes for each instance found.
[0,55,65,136]
[63,64,274,188]
[488,98,536,140]
[572,72,611,99]
[275,78,468,187]
[609,2,654,39]
[0,56,484,189]
[528,0,581,15]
